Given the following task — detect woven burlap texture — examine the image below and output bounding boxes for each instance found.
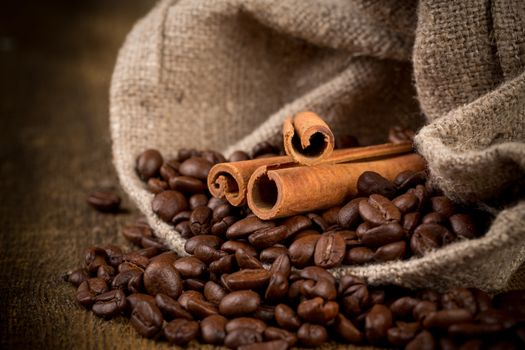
[110,0,525,291]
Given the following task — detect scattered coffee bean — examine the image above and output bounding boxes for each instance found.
[87,190,121,213]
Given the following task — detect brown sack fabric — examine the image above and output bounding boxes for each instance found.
[110,0,525,291]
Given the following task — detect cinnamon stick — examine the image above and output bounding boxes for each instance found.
[247,153,426,220]
[283,112,334,165]
[207,142,412,206]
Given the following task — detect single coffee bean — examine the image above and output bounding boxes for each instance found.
[172,210,192,225]
[185,235,223,255]
[127,293,155,311]
[307,213,329,231]
[259,246,289,264]
[265,272,289,303]
[413,300,438,322]
[270,254,291,276]
[252,304,275,323]
[274,304,301,331]
[143,258,182,299]
[178,290,205,309]
[387,322,420,347]
[235,249,263,269]
[295,266,336,284]
[226,216,276,240]
[140,235,166,250]
[365,304,393,345]
[358,222,405,247]
[226,317,267,334]
[344,247,375,265]
[373,241,406,262]
[209,254,236,274]
[177,148,200,162]
[200,314,228,345]
[151,190,188,222]
[87,190,121,213]
[248,225,288,249]
[76,278,108,308]
[189,193,208,209]
[390,296,420,319]
[281,215,312,238]
[410,223,449,257]
[321,206,341,226]
[136,149,163,181]
[92,289,127,319]
[264,327,297,346]
[169,175,206,193]
[178,157,213,180]
[449,213,478,239]
[184,278,205,291]
[394,170,426,191]
[112,269,143,293]
[65,268,89,287]
[155,293,193,320]
[201,150,226,164]
[224,328,263,349]
[403,212,421,235]
[333,313,364,343]
[194,245,226,265]
[229,150,250,162]
[219,290,261,317]
[314,231,345,268]
[211,216,238,236]
[288,233,321,268]
[130,299,163,338]
[164,319,199,345]
[300,277,337,301]
[223,269,270,290]
[186,297,219,318]
[423,309,473,329]
[212,203,234,222]
[422,212,447,225]
[405,330,436,350]
[173,256,206,278]
[297,323,328,347]
[149,251,178,265]
[368,194,401,222]
[430,196,455,217]
[97,264,115,284]
[147,178,168,194]
[392,192,419,213]
[357,171,397,198]
[160,161,179,180]
[122,224,153,246]
[204,281,228,305]
[338,197,366,229]
[221,240,258,257]
[297,297,339,323]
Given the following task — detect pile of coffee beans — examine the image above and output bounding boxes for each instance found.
[65,223,525,349]
[137,143,490,268]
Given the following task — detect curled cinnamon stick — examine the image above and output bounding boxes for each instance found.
[247,153,426,220]
[283,112,335,165]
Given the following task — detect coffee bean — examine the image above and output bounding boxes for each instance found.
[65,268,89,287]
[288,233,320,268]
[173,256,206,278]
[140,235,166,250]
[229,150,250,162]
[149,251,178,265]
[112,269,143,293]
[449,213,478,239]
[394,170,426,191]
[202,150,226,164]
[430,196,455,217]
[185,235,223,255]
[76,278,108,308]
[422,212,446,225]
[405,330,436,350]
[297,297,339,323]
[221,240,257,257]
[265,272,289,303]
[211,216,238,236]
[408,184,428,211]
[160,162,179,180]
[307,213,329,232]
[224,328,263,349]
[130,299,163,338]
[441,288,477,314]
[369,194,401,222]
[204,281,228,305]
[365,304,393,345]
[358,222,405,247]
[178,157,213,180]
[143,258,182,299]
[97,264,115,284]
[186,297,219,318]
[169,175,206,193]
[223,269,270,290]
[147,178,168,194]
[227,216,276,240]
[295,266,336,284]
[334,313,363,343]
[226,317,267,334]
[209,254,236,274]
[357,171,397,198]
[136,149,163,181]
[175,220,193,238]
[259,246,289,264]
[189,193,208,209]
[151,190,188,222]
[423,309,473,329]
[235,249,263,269]
[127,293,156,311]
[297,323,327,347]
[403,212,420,235]
[413,300,438,322]
[155,293,193,320]
[252,305,275,323]
[184,278,206,291]
[164,319,199,345]
[194,245,227,265]
[321,206,341,226]
[338,197,365,229]
[248,225,288,249]
[411,223,451,256]
[92,289,127,319]
[390,296,420,319]
[177,290,204,309]
[122,224,153,245]
[314,232,345,268]
[373,241,406,262]
[264,327,297,346]
[387,322,420,347]
[219,290,261,317]
[281,215,312,238]
[274,304,301,331]
[87,190,121,213]
[300,277,337,301]
[393,192,419,213]
[201,314,228,345]
[344,247,374,265]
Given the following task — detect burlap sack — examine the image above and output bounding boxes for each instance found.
[110,0,525,291]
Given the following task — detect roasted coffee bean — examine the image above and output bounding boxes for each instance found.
[76,278,109,308]
[136,149,163,181]
[172,210,192,225]
[252,305,275,323]
[140,235,166,250]
[65,268,89,287]
[373,241,406,262]
[92,289,127,319]
[356,221,372,236]
[85,246,107,272]
[209,254,236,274]
[288,233,320,268]
[151,190,188,222]
[178,157,213,180]
[219,290,261,317]
[405,330,436,350]
[358,222,405,247]
[149,251,178,265]
[422,212,447,225]
[204,281,228,305]
[393,192,419,213]
[274,304,301,331]
[177,290,205,309]
[160,161,179,180]
[225,328,263,349]
[314,231,345,268]
[164,319,199,346]
[143,258,182,299]
[281,215,312,238]
[368,194,401,222]
[127,293,156,311]
[294,266,336,284]
[249,225,287,249]
[202,150,226,164]
[211,216,238,236]
[387,322,420,347]
[226,317,267,334]
[173,256,206,278]
[307,213,329,232]
[201,314,228,345]
[112,269,143,293]
[411,223,449,256]
[169,175,206,193]
[407,184,428,211]
[270,254,291,276]
[221,240,257,257]
[357,171,397,199]
[344,247,374,265]
[394,170,427,191]
[423,309,473,329]
[448,323,504,337]
[338,197,365,229]
[155,293,193,320]
[207,197,227,210]
[322,206,341,226]
[226,216,275,240]
[449,213,478,239]
[390,296,420,319]
[365,304,393,345]
[177,148,200,162]
[403,212,421,235]
[300,277,337,301]
[194,245,227,265]
[184,278,205,291]
[130,299,163,338]
[229,150,250,162]
[223,269,270,290]
[441,288,477,314]
[297,323,328,347]
[87,190,121,213]
[235,249,263,269]
[431,196,455,217]
[186,297,219,318]
[413,300,438,322]
[264,327,297,346]
[189,193,208,209]
[147,178,168,194]
[185,235,223,255]
[122,224,153,245]
[334,313,363,343]
[297,297,339,323]
[212,203,234,222]
[259,246,289,264]
[265,272,289,302]
[97,264,115,283]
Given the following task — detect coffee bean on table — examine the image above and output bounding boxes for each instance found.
[92,289,127,319]
[219,290,261,317]
[136,149,163,181]
[143,258,182,299]
[365,304,393,345]
[87,190,121,213]
[226,317,267,334]
[130,299,163,338]
[338,197,365,229]
[314,231,345,268]
[164,319,199,345]
[288,233,320,268]
[297,323,328,347]
[151,190,188,222]
[76,278,108,308]
[155,293,193,320]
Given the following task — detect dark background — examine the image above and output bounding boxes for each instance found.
[0,1,183,348]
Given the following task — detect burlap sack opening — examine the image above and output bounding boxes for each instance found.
[110,0,525,291]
